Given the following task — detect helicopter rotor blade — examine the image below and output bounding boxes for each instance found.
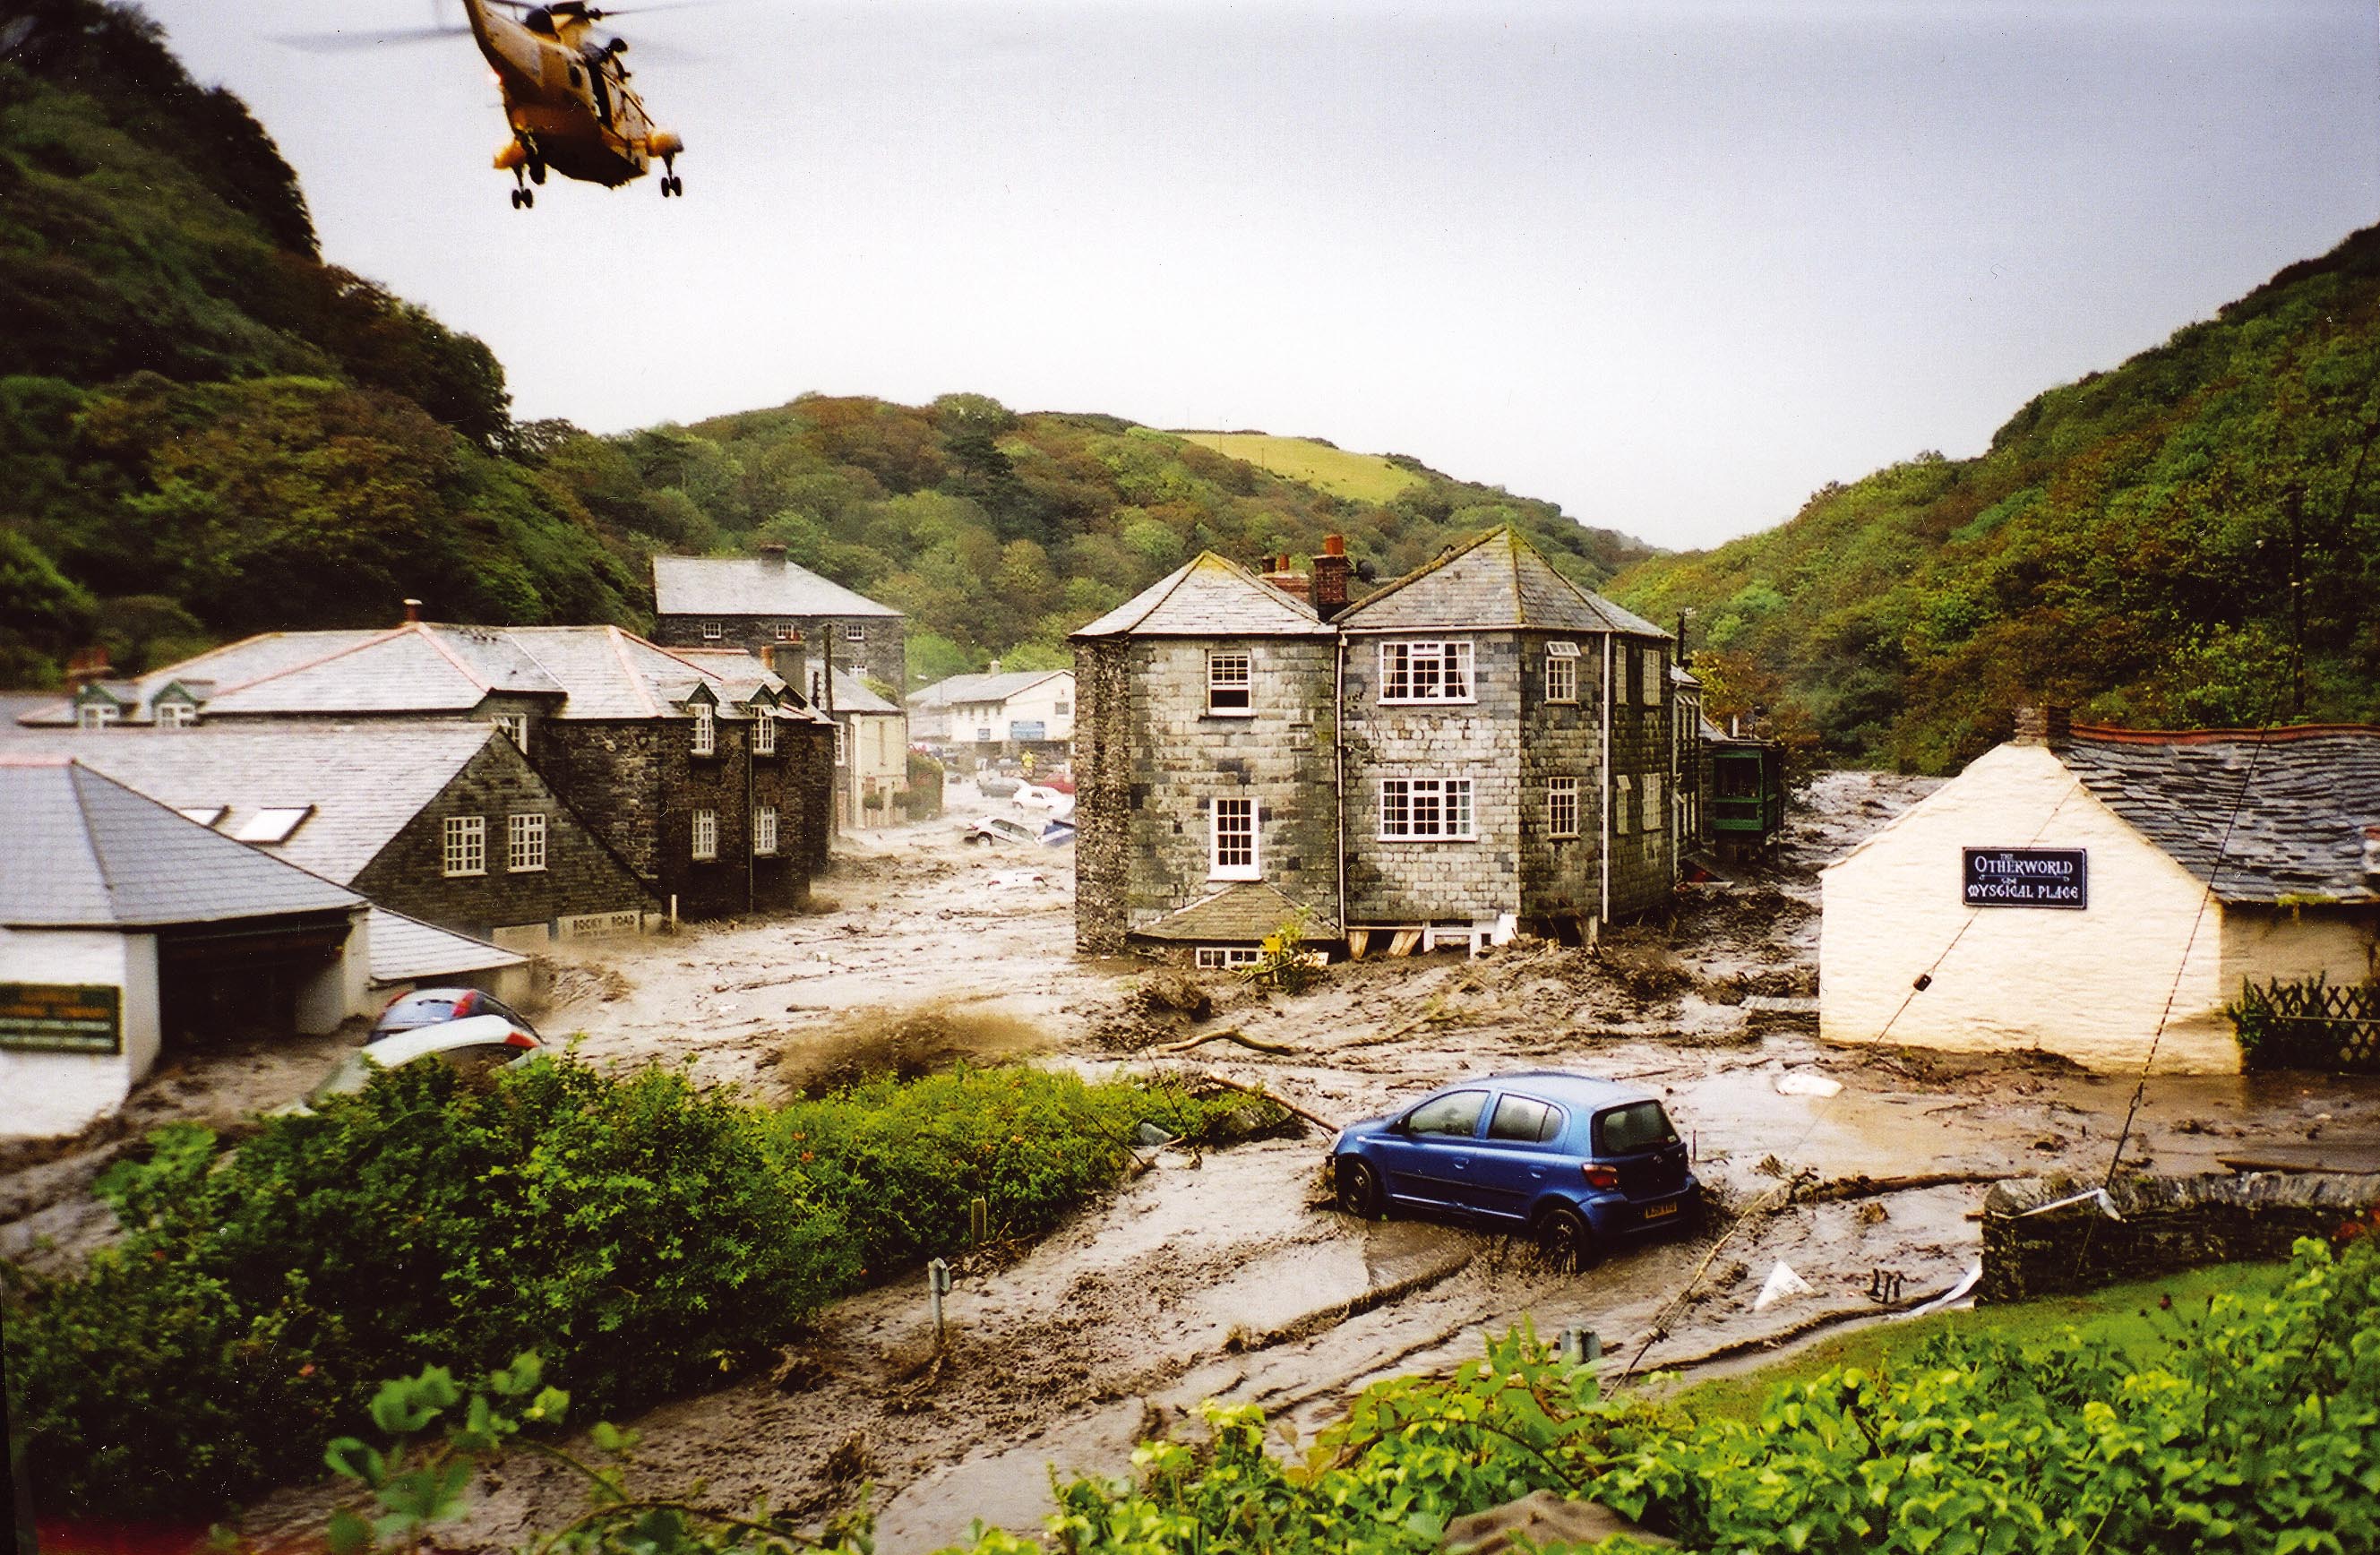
[275,24,475,51]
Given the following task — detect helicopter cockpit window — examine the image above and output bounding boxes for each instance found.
[524,8,557,36]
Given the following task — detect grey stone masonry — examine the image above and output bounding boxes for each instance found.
[350,734,654,940]
[651,615,906,703]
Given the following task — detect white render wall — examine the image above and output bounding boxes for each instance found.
[0,927,162,1138]
[1820,743,2238,1074]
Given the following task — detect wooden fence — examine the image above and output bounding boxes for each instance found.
[2230,976,2380,1073]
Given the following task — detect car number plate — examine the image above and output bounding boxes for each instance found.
[1642,1201,1678,1219]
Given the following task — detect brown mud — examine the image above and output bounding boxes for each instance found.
[12,771,2379,1552]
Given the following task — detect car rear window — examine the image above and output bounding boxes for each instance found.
[1488,1095,1561,1143]
[1594,1101,1678,1156]
[1406,1090,1486,1138]
[383,994,457,1025]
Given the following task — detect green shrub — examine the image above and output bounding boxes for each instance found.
[958,1233,2380,1554]
[4,1058,1257,1518]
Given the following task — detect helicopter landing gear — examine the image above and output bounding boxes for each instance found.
[658,174,682,197]
[510,185,536,209]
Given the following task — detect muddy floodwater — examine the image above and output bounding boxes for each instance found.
[10,771,2378,1554]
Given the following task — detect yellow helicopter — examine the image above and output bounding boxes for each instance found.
[288,0,687,209]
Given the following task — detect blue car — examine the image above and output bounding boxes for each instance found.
[1329,1070,1701,1267]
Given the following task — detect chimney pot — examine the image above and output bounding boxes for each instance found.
[64,647,112,695]
[402,597,424,624]
[757,543,787,567]
[1323,534,1345,557]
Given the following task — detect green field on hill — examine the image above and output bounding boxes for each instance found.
[1178,432,1426,504]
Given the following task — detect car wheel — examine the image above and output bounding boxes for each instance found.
[1534,1206,1596,1272]
[1335,1156,1385,1219]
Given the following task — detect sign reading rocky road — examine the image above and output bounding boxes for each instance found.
[0,984,123,1052]
[1963,847,2088,909]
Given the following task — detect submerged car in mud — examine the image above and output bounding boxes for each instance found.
[1329,1071,1699,1267]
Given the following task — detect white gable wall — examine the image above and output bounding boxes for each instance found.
[0,927,162,1138]
[1821,743,2237,1074]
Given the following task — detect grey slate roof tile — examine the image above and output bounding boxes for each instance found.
[652,556,902,618]
[1073,554,1332,638]
[1,722,508,884]
[1,756,361,929]
[2060,726,2380,904]
[1337,527,1666,637]
[366,907,527,984]
[1136,881,1338,941]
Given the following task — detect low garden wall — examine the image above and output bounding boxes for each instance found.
[1980,1170,2380,1302]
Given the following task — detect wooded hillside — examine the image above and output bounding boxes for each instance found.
[1610,228,2380,770]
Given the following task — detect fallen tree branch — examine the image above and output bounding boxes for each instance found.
[1197,1071,1338,1133]
[1803,1171,2003,1205]
[1158,1027,1297,1056]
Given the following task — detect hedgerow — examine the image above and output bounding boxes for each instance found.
[1,1056,1266,1517]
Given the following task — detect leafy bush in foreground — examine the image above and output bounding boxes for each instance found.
[2,1057,1258,1517]
[958,1233,2380,1555]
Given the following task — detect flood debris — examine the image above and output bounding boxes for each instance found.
[1752,1261,1814,1311]
[1442,1489,1678,1553]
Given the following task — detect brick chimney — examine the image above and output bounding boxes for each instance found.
[1312,535,1351,620]
[402,597,424,623]
[2012,704,2072,749]
[772,631,806,697]
[1261,553,1310,602]
[64,647,112,694]
[757,543,787,567]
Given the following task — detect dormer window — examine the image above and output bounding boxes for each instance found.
[156,701,198,728]
[77,703,118,731]
[691,702,717,755]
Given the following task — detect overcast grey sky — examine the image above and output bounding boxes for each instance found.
[139,0,2378,551]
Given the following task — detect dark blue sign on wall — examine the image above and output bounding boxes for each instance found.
[1963,847,2088,909]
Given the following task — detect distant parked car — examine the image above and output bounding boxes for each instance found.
[977,775,1021,798]
[1328,1070,1700,1268]
[963,815,1038,846]
[285,1016,546,1114]
[1013,783,1069,810]
[371,986,540,1044]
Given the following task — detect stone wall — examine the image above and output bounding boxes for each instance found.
[350,735,654,940]
[1072,640,1134,952]
[652,613,906,698]
[1605,638,1677,918]
[1516,631,1603,924]
[1116,636,1339,940]
[1980,1171,2380,1302]
[1343,633,1522,924]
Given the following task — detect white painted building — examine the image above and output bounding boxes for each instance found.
[913,670,1074,757]
[1822,710,2380,1075]
[2,755,377,1137]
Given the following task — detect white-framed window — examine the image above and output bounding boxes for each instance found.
[1210,796,1258,880]
[1640,646,1663,706]
[844,622,867,642]
[508,812,547,872]
[155,701,198,728]
[701,619,723,641]
[1207,651,1252,714]
[1548,777,1580,838]
[1614,775,1634,836]
[1643,772,1666,833]
[691,702,716,756]
[442,814,486,876]
[1195,946,1265,970]
[1545,641,1579,703]
[1379,778,1475,839]
[834,721,848,765]
[77,703,118,731]
[692,808,718,861]
[1379,640,1474,703]
[773,622,796,641]
[752,712,776,755]
[753,804,778,855]
[492,712,528,750]
[1054,698,1072,716]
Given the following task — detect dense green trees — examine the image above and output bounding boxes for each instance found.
[1613,227,2380,770]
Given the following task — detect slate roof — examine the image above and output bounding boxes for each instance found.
[366,907,528,986]
[1134,882,1337,941]
[1336,527,1666,638]
[909,674,988,710]
[2060,725,2380,906]
[1073,554,1332,638]
[202,625,564,716]
[13,631,391,726]
[829,669,902,716]
[659,647,834,719]
[937,671,1070,706]
[1,755,362,930]
[0,722,511,884]
[652,555,902,619]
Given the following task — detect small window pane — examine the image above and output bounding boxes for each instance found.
[1207,652,1251,712]
[442,814,486,876]
[507,812,547,872]
[1406,1090,1486,1138]
[692,809,718,860]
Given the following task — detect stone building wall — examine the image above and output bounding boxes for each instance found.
[1516,631,1604,924]
[1071,640,1135,952]
[350,735,653,940]
[1605,637,1677,918]
[652,613,905,698]
[1981,1171,2380,1302]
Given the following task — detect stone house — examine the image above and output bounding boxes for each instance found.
[3,755,375,1137]
[16,620,838,922]
[1071,528,1680,961]
[1,721,655,948]
[1822,709,2380,1074]
[649,546,906,696]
